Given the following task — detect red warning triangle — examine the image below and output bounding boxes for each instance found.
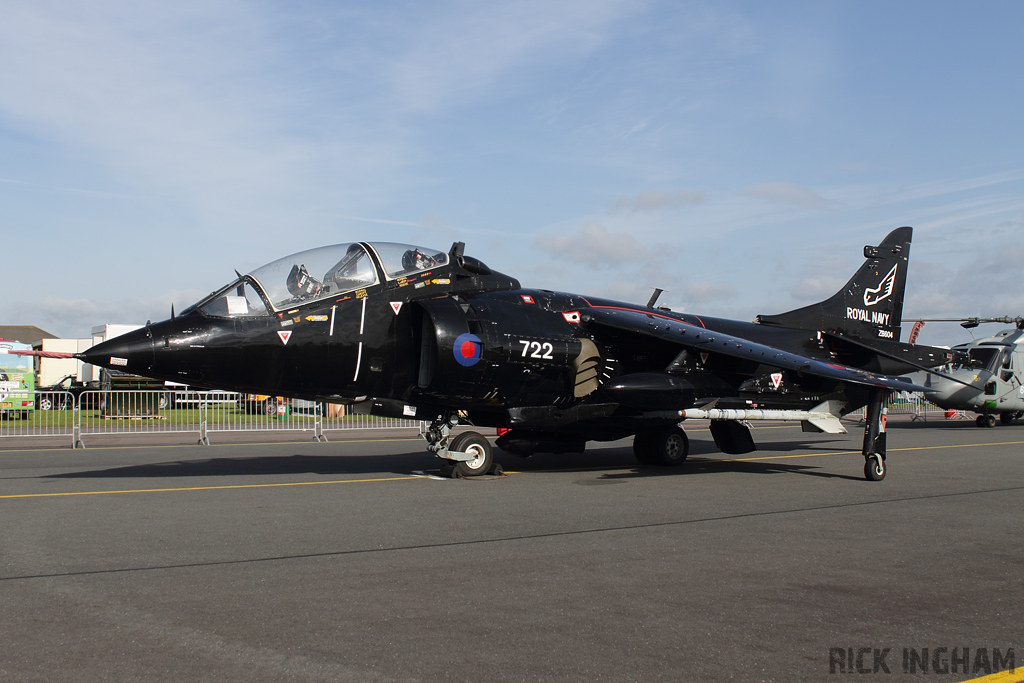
[390,302,403,315]
[277,330,292,345]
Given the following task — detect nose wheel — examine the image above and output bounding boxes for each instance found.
[449,432,494,476]
[423,412,496,477]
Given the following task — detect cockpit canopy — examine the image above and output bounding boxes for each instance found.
[196,242,449,317]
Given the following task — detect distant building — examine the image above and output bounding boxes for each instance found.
[84,324,143,382]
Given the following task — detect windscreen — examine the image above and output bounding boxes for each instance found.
[967,347,1000,372]
[199,279,270,318]
[248,243,378,310]
[368,243,448,279]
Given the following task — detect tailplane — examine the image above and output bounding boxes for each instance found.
[755,227,912,341]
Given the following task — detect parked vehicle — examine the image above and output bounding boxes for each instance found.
[0,341,35,419]
[166,383,239,408]
[35,374,103,410]
[239,394,289,415]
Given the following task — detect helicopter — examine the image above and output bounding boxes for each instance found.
[907,317,1024,427]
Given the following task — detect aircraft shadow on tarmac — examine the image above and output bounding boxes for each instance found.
[45,438,862,482]
[45,452,434,480]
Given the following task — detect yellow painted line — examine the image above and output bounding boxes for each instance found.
[505,439,1024,473]
[0,475,422,499]
[962,669,1024,683]
[3,437,1023,497]
[727,439,1024,463]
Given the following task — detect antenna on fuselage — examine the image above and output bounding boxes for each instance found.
[647,288,664,309]
[450,241,465,258]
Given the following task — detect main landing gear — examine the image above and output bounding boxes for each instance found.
[422,412,498,477]
[976,412,1022,427]
[633,425,690,466]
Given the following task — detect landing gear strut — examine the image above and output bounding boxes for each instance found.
[862,390,888,481]
[422,412,495,477]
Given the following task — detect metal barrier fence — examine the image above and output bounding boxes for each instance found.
[1,388,972,448]
[851,391,970,422]
[0,390,422,448]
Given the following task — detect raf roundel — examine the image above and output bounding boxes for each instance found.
[453,333,482,367]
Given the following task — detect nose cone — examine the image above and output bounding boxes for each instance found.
[924,371,983,409]
[79,326,156,375]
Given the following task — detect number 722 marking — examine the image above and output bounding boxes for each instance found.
[519,340,554,359]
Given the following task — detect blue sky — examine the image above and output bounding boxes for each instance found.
[2,1,1023,347]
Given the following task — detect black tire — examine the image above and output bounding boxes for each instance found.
[633,431,656,465]
[985,414,997,428]
[636,426,689,466]
[976,415,987,428]
[864,454,885,481]
[39,397,52,411]
[652,426,689,466]
[451,432,493,476]
[1000,412,1014,425]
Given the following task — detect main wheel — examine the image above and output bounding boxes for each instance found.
[450,432,493,477]
[1000,412,1014,425]
[652,426,689,466]
[864,454,885,481]
[634,426,689,467]
[985,414,997,428]
[633,431,656,465]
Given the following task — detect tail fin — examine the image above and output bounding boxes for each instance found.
[755,226,912,341]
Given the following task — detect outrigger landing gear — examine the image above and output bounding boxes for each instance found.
[862,390,889,481]
[422,412,495,477]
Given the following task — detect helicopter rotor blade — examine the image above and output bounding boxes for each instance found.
[901,316,1022,329]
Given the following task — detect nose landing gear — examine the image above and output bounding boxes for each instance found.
[422,411,496,477]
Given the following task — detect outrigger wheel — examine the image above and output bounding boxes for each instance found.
[633,425,689,466]
[864,453,885,481]
[449,432,494,477]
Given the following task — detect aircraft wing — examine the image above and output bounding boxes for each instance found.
[581,306,932,393]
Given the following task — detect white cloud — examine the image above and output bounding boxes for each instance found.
[0,1,410,227]
[787,276,846,303]
[387,0,638,111]
[677,280,738,305]
[533,223,653,267]
[1,290,205,340]
[607,189,706,213]
[740,182,838,210]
